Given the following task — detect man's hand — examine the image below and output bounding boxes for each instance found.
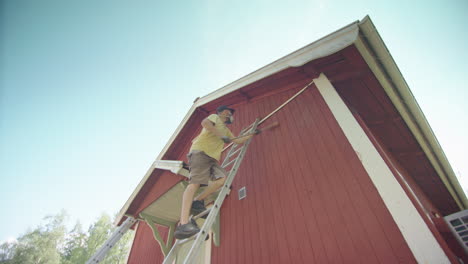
[221,136,232,144]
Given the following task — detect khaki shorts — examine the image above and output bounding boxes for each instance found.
[188,151,227,185]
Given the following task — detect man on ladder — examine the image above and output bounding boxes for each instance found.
[175,105,255,239]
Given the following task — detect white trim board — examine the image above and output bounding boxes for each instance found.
[314,73,450,264]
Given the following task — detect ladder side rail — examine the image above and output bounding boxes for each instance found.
[86,217,138,264]
[87,217,137,263]
[87,221,130,263]
[163,236,196,264]
[182,119,260,263]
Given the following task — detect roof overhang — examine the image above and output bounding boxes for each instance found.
[355,17,467,210]
[116,16,467,225]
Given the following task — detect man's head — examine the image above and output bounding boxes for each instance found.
[216,105,235,124]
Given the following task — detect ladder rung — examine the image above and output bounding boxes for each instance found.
[227,147,242,159]
[229,144,239,152]
[193,208,211,220]
[222,157,237,169]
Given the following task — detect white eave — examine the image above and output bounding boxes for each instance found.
[355,16,468,209]
[116,16,467,225]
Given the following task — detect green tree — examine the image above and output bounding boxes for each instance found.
[0,240,16,264]
[61,222,87,264]
[0,211,134,264]
[1,210,67,264]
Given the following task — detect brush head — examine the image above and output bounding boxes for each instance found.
[259,121,279,131]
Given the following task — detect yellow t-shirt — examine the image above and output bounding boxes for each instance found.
[190,114,234,161]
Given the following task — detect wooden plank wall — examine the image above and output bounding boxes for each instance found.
[210,85,417,263]
[127,222,168,264]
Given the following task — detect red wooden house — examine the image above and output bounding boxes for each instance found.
[116,16,468,263]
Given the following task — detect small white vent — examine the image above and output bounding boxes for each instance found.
[444,209,468,255]
[238,187,246,200]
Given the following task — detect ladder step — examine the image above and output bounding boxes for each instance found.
[222,158,237,169]
[193,208,211,220]
[226,147,242,159]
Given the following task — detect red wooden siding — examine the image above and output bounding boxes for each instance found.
[127,222,169,264]
[209,85,416,263]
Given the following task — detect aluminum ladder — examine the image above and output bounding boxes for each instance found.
[85,216,138,264]
[163,118,260,264]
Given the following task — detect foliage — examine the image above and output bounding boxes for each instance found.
[0,211,134,264]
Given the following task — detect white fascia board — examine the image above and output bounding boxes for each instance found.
[356,16,468,209]
[315,73,450,264]
[115,21,361,225]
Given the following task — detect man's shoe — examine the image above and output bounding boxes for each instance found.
[191,200,207,218]
[174,221,200,239]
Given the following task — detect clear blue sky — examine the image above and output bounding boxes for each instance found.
[1,0,467,242]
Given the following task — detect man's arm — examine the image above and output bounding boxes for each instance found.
[232,134,253,145]
[202,117,254,144]
[201,118,225,138]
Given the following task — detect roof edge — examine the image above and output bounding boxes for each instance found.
[356,15,468,210]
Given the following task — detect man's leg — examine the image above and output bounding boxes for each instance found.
[175,182,201,239]
[180,183,200,225]
[175,152,211,239]
[194,177,226,201]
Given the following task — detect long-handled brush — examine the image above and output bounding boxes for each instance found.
[231,121,279,140]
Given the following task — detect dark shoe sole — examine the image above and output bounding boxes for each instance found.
[174,229,199,239]
[174,222,200,239]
